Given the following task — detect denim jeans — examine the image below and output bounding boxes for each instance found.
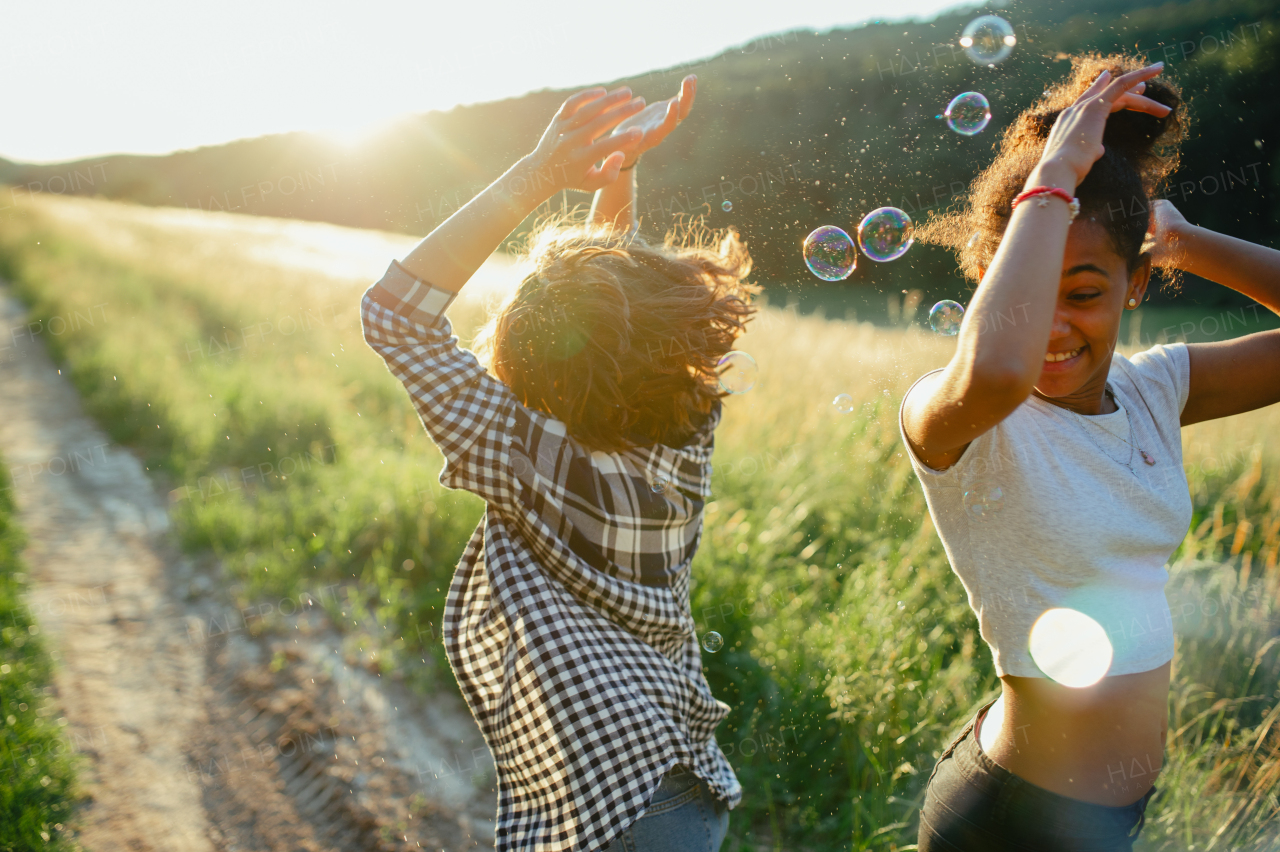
[602,764,730,852]
[918,701,1158,851]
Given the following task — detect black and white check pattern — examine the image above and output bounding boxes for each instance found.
[361,260,741,851]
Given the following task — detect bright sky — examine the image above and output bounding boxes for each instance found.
[6,0,978,164]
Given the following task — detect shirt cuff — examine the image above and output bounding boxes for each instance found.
[369,259,458,328]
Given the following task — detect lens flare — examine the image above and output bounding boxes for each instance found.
[1029,608,1114,687]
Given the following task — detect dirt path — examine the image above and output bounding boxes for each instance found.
[0,280,497,849]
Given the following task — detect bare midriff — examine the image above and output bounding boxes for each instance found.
[979,661,1171,807]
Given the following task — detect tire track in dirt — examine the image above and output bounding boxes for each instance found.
[0,281,496,850]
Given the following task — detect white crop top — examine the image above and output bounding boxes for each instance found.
[899,344,1193,678]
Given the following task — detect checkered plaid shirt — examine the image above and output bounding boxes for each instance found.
[361,260,741,851]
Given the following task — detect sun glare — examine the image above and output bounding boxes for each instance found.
[315,116,398,150]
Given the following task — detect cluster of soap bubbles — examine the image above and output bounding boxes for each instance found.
[802,208,915,282]
[717,351,758,394]
[936,16,1014,137]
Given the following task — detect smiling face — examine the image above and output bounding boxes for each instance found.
[1031,218,1152,406]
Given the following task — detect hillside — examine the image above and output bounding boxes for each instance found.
[4,0,1277,316]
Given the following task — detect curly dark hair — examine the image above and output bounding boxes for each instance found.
[918,53,1186,281]
[474,218,758,453]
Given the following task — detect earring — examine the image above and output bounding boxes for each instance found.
[1127,298,1137,307]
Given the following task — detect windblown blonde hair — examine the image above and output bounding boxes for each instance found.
[475,218,758,452]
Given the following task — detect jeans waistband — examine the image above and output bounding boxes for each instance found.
[949,701,1157,839]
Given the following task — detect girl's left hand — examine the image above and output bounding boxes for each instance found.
[1145,199,1190,267]
[611,75,697,168]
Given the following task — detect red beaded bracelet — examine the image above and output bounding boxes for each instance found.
[1013,185,1080,221]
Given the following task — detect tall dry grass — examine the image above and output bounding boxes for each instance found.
[0,192,1276,850]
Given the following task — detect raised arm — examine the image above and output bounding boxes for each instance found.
[398,86,646,294]
[589,75,698,233]
[902,64,1171,471]
[1146,200,1280,425]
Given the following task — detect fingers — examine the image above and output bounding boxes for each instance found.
[565,87,634,129]
[577,96,646,141]
[582,126,643,164]
[1079,68,1113,101]
[1113,91,1173,116]
[1100,63,1165,105]
[557,87,608,121]
[584,151,627,190]
[660,99,680,136]
[678,75,697,121]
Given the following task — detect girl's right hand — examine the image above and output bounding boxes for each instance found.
[528,87,647,193]
[1037,63,1172,189]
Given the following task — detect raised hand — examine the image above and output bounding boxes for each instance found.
[610,75,698,168]
[1144,198,1190,268]
[529,87,647,193]
[1039,63,1172,188]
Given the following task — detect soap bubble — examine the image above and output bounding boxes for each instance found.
[963,479,1003,519]
[650,475,669,494]
[702,631,724,653]
[832,393,855,414]
[722,200,733,212]
[959,15,1016,65]
[717,351,758,394]
[929,300,965,335]
[857,207,914,262]
[897,601,905,610]
[945,92,992,136]
[1029,608,1113,688]
[803,226,857,281]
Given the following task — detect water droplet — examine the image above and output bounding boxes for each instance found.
[832,393,855,414]
[717,351,758,394]
[945,92,992,136]
[803,226,857,281]
[929,300,965,335]
[857,207,914,262]
[702,631,724,653]
[960,15,1016,65]
[722,200,733,212]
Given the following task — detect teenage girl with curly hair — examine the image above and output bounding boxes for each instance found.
[901,54,1280,850]
[361,75,757,851]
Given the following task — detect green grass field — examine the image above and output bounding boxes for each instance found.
[0,192,1277,850]
[0,459,81,849]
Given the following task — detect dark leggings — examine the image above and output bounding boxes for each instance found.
[918,702,1158,851]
